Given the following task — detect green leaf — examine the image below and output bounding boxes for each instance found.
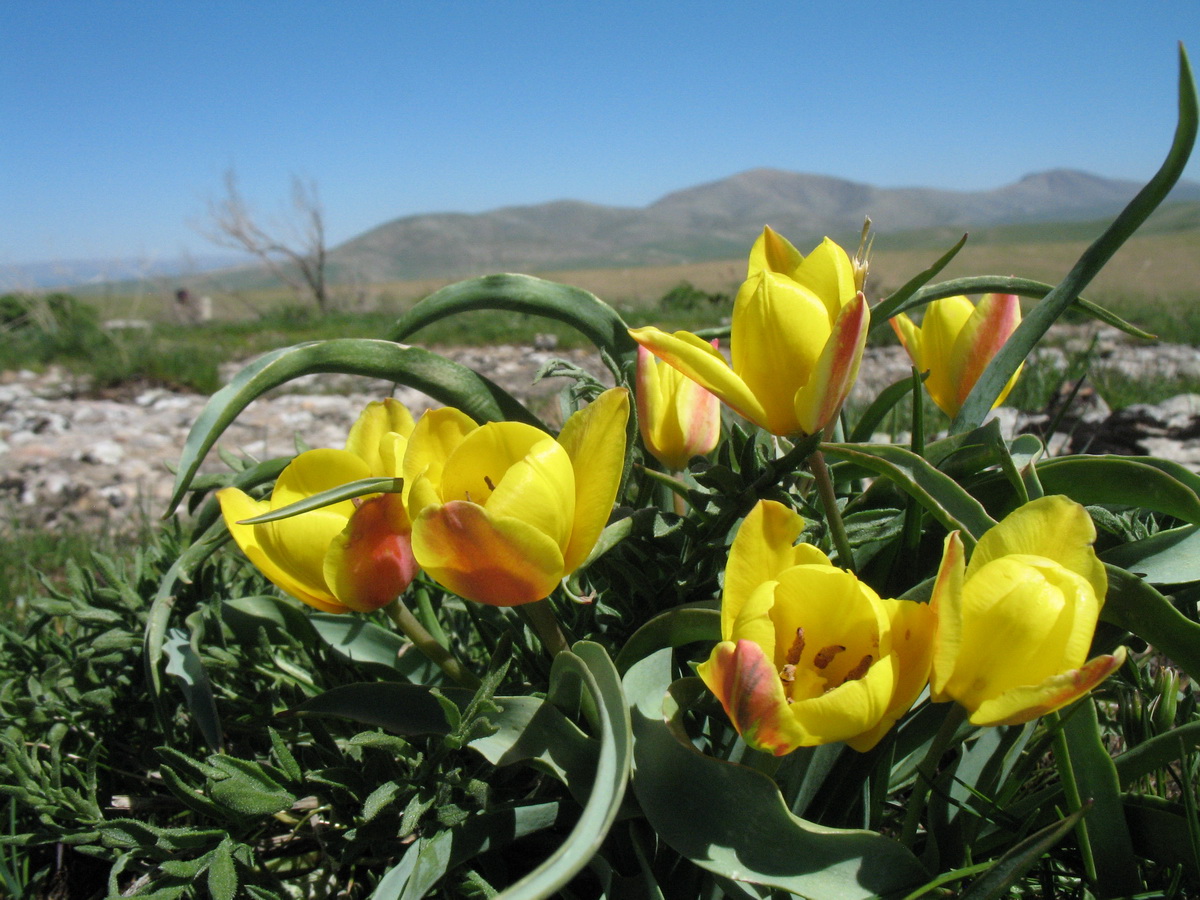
[958,808,1085,900]
[207,757,295,818]
[1123,795,1200,881]
[468,697,599,796]
[161,628,223,753]
[870,233,967,330]
[387,273,637,370]
[954,45,1197,432]
[1101,524,1200,585]
[221,595,318,647]
[167,339,542,511]
[207,838,237,900]
[236,476,403,524]
[1037,456,1200,525]
[1115,720,1200,788]
[286,682,471,734]
[492,642,632,900]
[823,442,996,547]
[1102,564,1200,681]
[310,613,442,682]
[847,372,927,443]
[624,650,927,897]
[614,603,720,674]
[1060,700,1140,897]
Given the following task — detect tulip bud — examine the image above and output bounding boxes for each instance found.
[636,344,720,471]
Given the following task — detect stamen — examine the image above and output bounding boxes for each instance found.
[484,475,496,491]
[779,663,796,702]
[841,655,873,684]
[785,627,805,665]
[813,645,846,669]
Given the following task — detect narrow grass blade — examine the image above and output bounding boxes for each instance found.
[958,808,1084,900]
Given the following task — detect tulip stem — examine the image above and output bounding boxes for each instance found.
[810,448,856,573]
[1049,709,1099,885]
[522,598,572,658]
[900,704,968,851]
[383,598,481,689]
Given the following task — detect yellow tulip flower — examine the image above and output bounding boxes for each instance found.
[697,500,935,754]
[629,228,869,437]
[635,344,720,471]
[218,399,418,614]
[403,388,629,606]
[890,293,1023,417]
[930,495,1126,726]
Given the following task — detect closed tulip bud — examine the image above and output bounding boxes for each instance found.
[636,344,720,471]
[891,293,1023,417]
[930,495,1126,726]
[219,399,418,613]
[697,500,935,754]
[403,388,629,606]
[630,228,869,437]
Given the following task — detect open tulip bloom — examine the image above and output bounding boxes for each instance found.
[218,399,419,614]
[930,495,1126,726]
[890,292,1023,418]
[402,387,630,606]
[629,227,869,437]
[698,500,935,754]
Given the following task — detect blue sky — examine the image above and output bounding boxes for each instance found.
[2,1,1198,266]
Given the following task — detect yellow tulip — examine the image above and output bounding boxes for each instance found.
[890,293,1023,417]
[697,500,935,754]
[930,495,1126,726]
[635,344,720,471]
[629,227,869,437]
[402,388,629,606]
[218,399,418,614]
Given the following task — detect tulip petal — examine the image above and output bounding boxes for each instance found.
[732,272,831,436]
[345,398,415,474]
[790,652,897,749]
[968,495,1107,602]
[557,388,630,573]
[918,296,975,415]
[951,293,1022,410]
[890,313,923,370]
[790,237,858,321]
[629,326,768,430]
[878,597,937,727]
[411,500,564,606]
[929,531,966,700]
[323,494,418,612]
[969,647,1127,727]
[218,487,346,613]
[697,639,810,756]
[747,226,804,278]
[794,291,870,435]
[402,406,478,509]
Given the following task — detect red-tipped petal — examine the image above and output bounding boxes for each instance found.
[970,647,1128,726]
[698,639,808,756]
[324,494,418,612]
[795,291,870,435]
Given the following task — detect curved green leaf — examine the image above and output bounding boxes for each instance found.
[1037,456,1200,524]
[847,371,927,444]
[237,477,402,525]
[286,682,472,733]
[1115,720,1200,788]
[1103,564,1200,681]
[468,697,599,794]
[309,614,442,682]
[958,809,1085,900]
[870,233,967,329]
[625,650,927,897]
[614,603,720,675]
[492,641,631,900]
[954,45,1197,433]
[1101,524,1200,585]
[823,442,997,546]
[167,339,542,512]
[388,273,637,370]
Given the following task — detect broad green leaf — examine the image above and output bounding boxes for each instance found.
[468,697,599,795]
[958,809,1085,900]
[221,595,318,647]
[614,603,720,674]
[954,45,1197,432]
[310,613,441,682]
[1037,456,1200,524]
[208,838,237,900]
[1123,796,1200,881]
[286,682,471,734]
[388,273,637,370]
[493,641,632,900]
[1060,700,1140,897]
[1101,524,1200,585]
[162,628,223,753]
[823,442,996,546]
[1103,564,1200,681]
[625,650,927,897]
[167,339,542,512]
[207,757,295,817]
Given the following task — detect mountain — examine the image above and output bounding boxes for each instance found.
[328,168,1200,282]
[0,254,248,292]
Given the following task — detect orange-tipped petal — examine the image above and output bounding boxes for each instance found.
[794,291,869,435]
[411,500,564,605]
[697,639,809,756]
[557,387,630,573]
[970,647,1127,726]
[951,293,1022,411]
[323,494,418,612]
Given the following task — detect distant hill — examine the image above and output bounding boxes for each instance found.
[328,168,1200,282]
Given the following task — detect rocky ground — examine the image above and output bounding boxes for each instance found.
[5,332,1200,535]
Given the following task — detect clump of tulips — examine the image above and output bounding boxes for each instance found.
[163,61,1200,896]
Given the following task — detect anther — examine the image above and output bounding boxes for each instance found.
[786,628,805,666]
[841,655,873,684]
[813,645,846,669]
[484,475,496,491]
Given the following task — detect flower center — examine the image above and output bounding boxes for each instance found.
[778,626,873,702]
